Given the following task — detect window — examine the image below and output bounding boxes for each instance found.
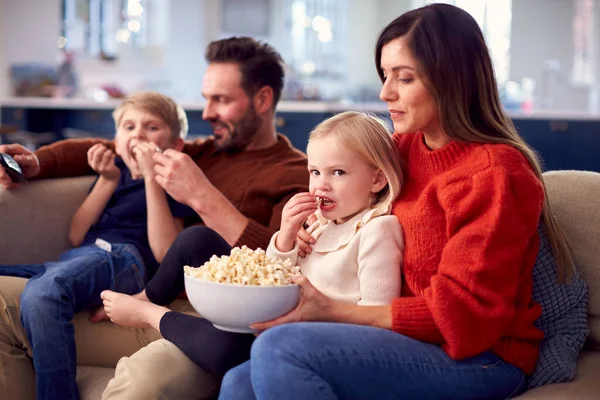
[414,0,512,85]
[60,0,163,61]
[280,0,348,100]
[573,0,594,85]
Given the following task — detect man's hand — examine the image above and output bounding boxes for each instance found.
[297,215,317,258]
[88,144,120,181]
[0,144,40,187]
[132,142,159,181]
[153,149,210,207]
[275,193,317,252]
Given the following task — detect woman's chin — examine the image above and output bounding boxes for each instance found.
[392,125,410,134]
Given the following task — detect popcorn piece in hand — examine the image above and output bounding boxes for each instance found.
[184,246,301,286]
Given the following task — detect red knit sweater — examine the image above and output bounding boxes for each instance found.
[391,132,544,375]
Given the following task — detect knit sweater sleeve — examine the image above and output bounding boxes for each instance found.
[266,231,299,265]
[34,138,113,179]
[236,158,309,250]
[33,137,209,180]
[391,166,544,358]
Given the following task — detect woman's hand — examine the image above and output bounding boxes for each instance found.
[88,144,120,181]
[276,193,318,252]
[132,142,159,181]
[297,213,318,258]
[250,276,337,331]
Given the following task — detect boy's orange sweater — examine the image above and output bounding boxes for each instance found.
[391,132,544,375]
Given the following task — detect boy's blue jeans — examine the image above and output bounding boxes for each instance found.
[219,322,528,400]
[0,243,147,400]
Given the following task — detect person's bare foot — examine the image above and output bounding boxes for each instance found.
[89,306,109,322]
[90,290,150,322]
[101,290,169,330]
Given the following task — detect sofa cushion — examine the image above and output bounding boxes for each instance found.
[543,170,600,350]
[0,176,94,263]
[528,225,588,388]
[77,366,115,400]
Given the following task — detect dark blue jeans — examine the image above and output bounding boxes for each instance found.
[219,322,528,400]
[0,243,147,400]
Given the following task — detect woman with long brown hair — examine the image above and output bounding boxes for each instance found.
[219,4,575,399]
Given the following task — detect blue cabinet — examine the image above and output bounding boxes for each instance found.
[275,111,330,152]
[2,103,599,172]
[513,119,600,172]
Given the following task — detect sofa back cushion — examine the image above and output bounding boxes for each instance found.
[0,176,94,264]
[543,170,600,350]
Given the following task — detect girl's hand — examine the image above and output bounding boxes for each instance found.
[250,276,336,331]
[88,144,120,181]
[297,213,318,258]
[276,193,317,252]
[132,142,159,181]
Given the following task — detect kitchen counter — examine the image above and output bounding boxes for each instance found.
[3,97,600,120]
[1,97,599,172]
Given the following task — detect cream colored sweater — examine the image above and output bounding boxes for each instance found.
[267,208,404,305]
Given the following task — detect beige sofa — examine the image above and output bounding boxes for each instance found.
[0,171,599,399]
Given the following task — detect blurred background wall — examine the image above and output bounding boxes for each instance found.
[1,0,599,113]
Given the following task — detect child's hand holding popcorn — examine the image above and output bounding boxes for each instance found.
[275,192,318,252]
[87,143,120,181]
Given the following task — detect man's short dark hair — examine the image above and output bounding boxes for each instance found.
[205,37,285,107]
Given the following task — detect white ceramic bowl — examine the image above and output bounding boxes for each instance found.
[184,274,301,333]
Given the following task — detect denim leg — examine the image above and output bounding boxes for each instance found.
[222,322,527,400]
[219,361,255,400]
[0,263,46,278]
[20,244,147,400]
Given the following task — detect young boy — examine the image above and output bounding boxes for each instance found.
[0,92,197,400]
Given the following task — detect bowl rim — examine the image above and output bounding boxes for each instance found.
[184,273,300,289]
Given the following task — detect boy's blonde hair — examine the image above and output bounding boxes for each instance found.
[112,92,189,139]
[309,111,403,210]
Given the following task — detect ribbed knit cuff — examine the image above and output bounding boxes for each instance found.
[391,296,444,343]
[266,232,294,258]
[235,219,276,250]
[32,147,58,179]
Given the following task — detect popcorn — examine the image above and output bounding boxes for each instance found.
[184,246,301,286]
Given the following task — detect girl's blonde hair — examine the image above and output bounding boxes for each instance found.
[376,4,574,281]
[309,111,403,210]
[112,92,189,139]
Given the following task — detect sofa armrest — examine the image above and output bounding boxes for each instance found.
[0,176,95,263]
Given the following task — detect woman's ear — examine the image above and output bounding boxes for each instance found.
[253,86,274,114]
[371,169,388,194]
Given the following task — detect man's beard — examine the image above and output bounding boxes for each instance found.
[213,107,262,153]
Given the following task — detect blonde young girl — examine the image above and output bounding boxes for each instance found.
[267,111,404,305]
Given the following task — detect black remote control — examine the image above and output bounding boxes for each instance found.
[0,153,25,182]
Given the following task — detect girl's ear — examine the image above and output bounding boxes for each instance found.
[371,169,388,194]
